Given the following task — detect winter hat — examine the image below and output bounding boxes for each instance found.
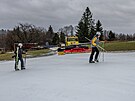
[18,43,23,47]
[96,32,101,36]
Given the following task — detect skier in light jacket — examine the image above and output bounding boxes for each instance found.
[89,32,101,63]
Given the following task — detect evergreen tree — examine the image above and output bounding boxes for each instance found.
[46,25,55,45]
[52,33,59,45]
[96,20,104,40]
[76,21,85,42]
[108,31,115,41]
[76,7,95,43]
[133,33,135,40]
[60,31,65,43]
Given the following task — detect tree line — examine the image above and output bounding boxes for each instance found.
[103,30,135,41]
[0,7,135,51]
[0,24,65,50]
[76,7,135,42]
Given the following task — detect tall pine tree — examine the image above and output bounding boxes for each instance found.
[60,31,65,43]
[96,20,103,40]
[52,33,59,45]
[108,31,115,41]
[76,7,95,43]
[46,25,55,45]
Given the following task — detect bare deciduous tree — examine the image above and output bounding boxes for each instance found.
[6,23,47,50]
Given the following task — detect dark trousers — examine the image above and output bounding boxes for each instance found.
[15,57,24,69]
[89,47,99,62]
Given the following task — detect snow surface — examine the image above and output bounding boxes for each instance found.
[0,52,135,101]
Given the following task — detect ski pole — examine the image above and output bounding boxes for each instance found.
[24,52,27,67]
[85,37,90,41]
[103,47,104,62]
[97,45,106,62]
[102,41,104,62]
[97,45,107,52]
[97,44,101,61]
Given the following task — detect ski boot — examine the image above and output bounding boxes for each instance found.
[15,68,20,71]
[95,60,99,63]
[89,61,95,63]
[21,67,26,70]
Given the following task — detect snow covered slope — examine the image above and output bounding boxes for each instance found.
[0,52,135,101]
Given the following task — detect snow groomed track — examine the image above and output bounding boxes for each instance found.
[0,52,135,101]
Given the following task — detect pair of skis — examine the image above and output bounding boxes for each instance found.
[15,47,19,71]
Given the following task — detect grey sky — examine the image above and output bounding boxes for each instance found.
[0,0,135,34]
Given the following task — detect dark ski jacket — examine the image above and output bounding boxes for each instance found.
[14,47,26,58]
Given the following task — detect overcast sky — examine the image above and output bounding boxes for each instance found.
[0,0,135,34]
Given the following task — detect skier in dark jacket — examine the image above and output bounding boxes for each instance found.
[89,32,101,63]
[13,43,26,71]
